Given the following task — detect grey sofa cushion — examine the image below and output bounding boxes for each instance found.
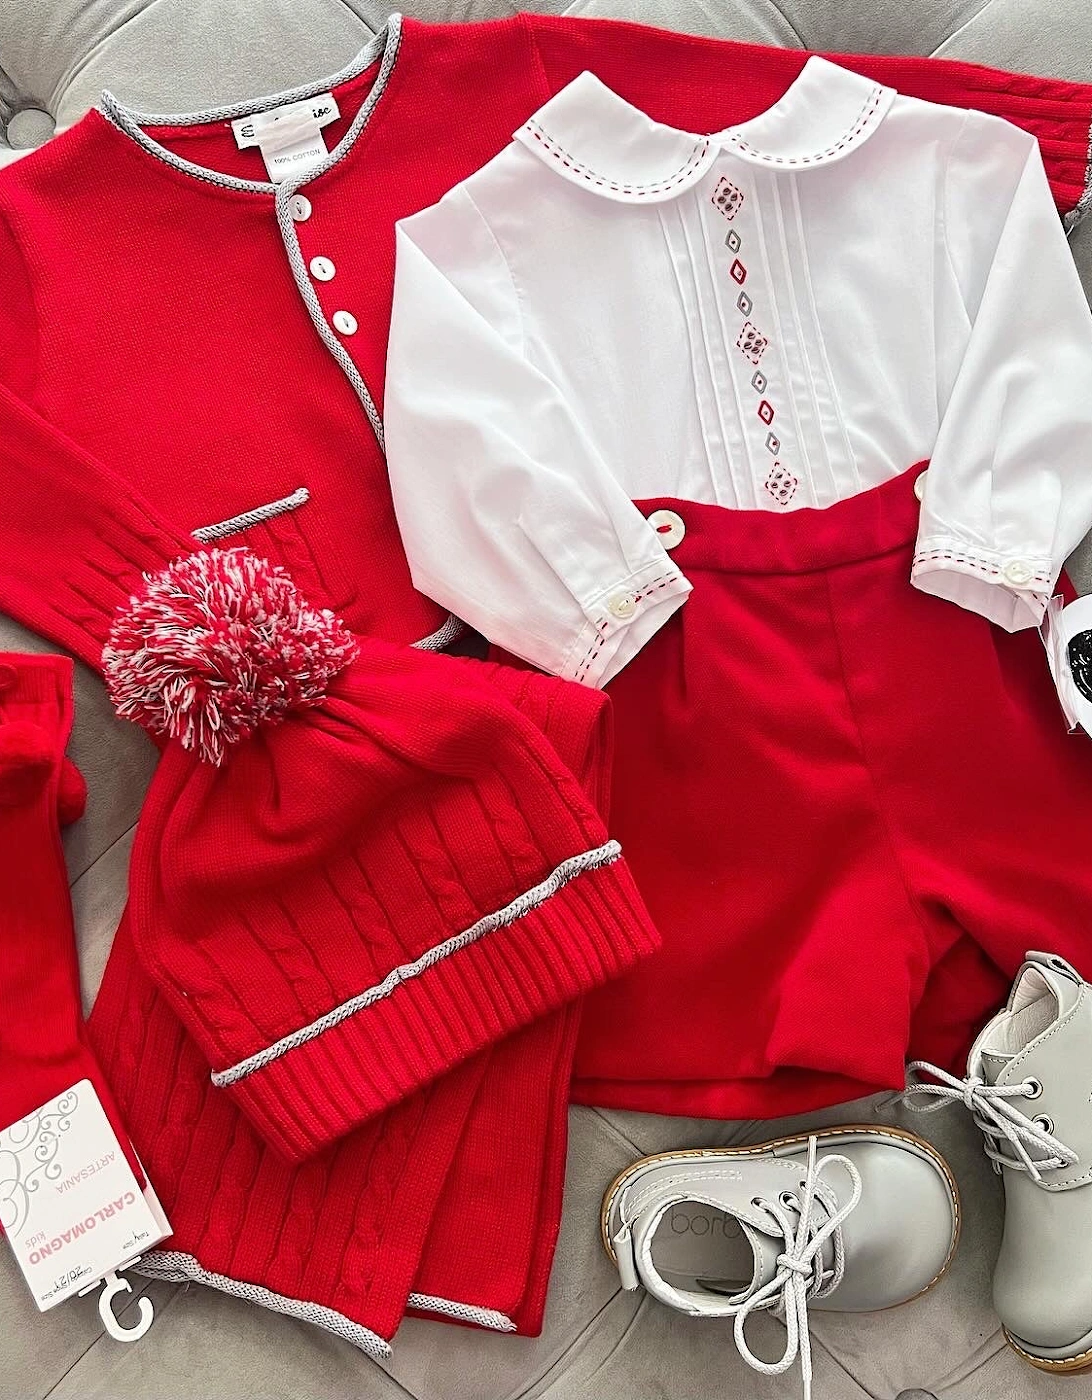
[0,3,1087,1396]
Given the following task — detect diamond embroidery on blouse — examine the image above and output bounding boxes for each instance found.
[712,177,744,220]
[765,463,798,505]
[751,370,767,393]
[725,229,741,251]
[758,400,774,425]
[765,431,780,454]
[737,321,768,364]
[730,259,747,285]
[737,291,752,315]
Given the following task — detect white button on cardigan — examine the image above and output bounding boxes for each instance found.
[384,58,1092,687]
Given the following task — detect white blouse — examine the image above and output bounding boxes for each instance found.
[385,57,1092,687]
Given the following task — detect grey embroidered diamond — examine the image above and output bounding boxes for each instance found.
[726,229,741,251]
[765,431,780,454]
[737,291,752,315]
[751,370,767,393]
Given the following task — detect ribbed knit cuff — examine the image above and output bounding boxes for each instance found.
[0,652,73,718]
[219,845,658,1162]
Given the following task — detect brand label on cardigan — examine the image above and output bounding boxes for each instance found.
[231,93,340,183]
[0,1081,170,1310]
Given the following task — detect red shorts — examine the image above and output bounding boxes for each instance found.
[571,464,1092,1118]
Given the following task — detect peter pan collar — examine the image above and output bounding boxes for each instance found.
[515,57,896,204]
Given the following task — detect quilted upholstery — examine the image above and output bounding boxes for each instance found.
[0,3,1089,1397]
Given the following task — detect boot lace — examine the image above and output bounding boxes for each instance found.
[734,1135,862,1400]
[905,1061,1078,1182]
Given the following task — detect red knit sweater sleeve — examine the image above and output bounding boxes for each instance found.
[0,209,195,668]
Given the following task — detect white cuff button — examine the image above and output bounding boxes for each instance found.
[1003,560,1034,586]
[289,194,312,222]
[310,256,336,282]
[913,471,927,502]
[332,310,358,336]
[608,593,638,620]
[647,509,686,549]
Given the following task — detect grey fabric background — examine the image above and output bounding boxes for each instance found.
[1,3,1089,1396]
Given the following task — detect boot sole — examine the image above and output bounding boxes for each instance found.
[600,1122,961,1307]
[1006,1330,1092,1374]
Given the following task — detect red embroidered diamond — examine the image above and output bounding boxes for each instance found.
[765,463,798,506]
[730,259,747,284]
[758,400,774,425]
[736,321,768,365]
[712,177,745,220]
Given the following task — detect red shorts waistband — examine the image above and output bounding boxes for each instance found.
[637,462,928,575]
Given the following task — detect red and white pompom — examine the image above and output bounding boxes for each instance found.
[103,548,358,765]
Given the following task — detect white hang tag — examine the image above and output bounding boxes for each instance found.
[231,93,339,184]
[1040,593,1092,734]
[0,1081,171,1320]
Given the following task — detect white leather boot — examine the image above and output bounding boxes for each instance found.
[601,1125,959,1399]
[907,950,1091,1373]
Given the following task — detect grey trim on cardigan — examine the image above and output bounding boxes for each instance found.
[192,487,311,541]
[97,16,399,197]
[412,612,466,651]
[210,839,624,1088]
[98,16,403,454]
[135,1250,392,1356]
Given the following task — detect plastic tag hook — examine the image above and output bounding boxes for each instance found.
[96,1269,154,1342]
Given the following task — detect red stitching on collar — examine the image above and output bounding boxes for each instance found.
[727,85,885,168]
[524,121,710,197]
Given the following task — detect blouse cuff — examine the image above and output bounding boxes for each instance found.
[560,560,692,688]
[911,535,1054,631]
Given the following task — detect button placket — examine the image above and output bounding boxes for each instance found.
[275,186,385,450]
[309,255,336,282]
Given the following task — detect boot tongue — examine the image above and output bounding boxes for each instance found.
[699,1204,827,1300]
[696,1217,780,1300]
[980,1050,1015,1085]
[974,958,1073,1081]
[742,1220,784,1292]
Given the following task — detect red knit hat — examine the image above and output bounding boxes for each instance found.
[92,544,658,1162]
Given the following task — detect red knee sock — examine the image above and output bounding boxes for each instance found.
[409,657,613,1333]
[0,654,140,1177]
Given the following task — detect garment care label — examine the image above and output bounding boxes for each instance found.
[0,1082,170,1311]
[231,93,340,183]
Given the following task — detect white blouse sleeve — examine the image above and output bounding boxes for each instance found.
[912,115,1092,630]
[384,190,691,688]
